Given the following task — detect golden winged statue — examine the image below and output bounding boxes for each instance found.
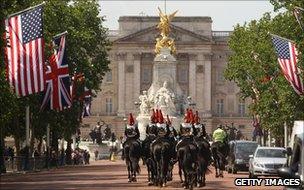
[155,7,178,55]
[157,7,178,37]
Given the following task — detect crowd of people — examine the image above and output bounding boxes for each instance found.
[72,148,90,165]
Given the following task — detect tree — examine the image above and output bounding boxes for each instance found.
[225,4,304,143]
[0,0,110,168]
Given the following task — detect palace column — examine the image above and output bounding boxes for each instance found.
[133,53,141,111]
[117,53,127,117]
[188,54,197,101]
[204,53,212,117]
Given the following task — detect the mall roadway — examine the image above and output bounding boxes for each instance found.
[1,160,282,190]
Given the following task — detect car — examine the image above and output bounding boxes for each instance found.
[249,146,287,178]
[226,140,258,174]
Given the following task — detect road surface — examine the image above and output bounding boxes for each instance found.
[0,159,283,190]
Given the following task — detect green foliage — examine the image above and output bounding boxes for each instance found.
[0,0,110,145]
[225,2,304,139]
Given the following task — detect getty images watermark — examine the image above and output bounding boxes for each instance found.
[234,178,301,186]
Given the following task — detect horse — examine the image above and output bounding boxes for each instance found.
[211,141,228,178]
[165,125,178,182]
[193,125,211,187]
[142,124,158,185]
[123,137,141,182]
[194,136,211,187]
[150,126,172,187]
[177,141,198,190]
[176,125,194,185]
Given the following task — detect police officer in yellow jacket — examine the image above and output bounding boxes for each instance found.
[212,125,229,164]
[212,125,227,143]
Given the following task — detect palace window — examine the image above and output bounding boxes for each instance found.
[142,67,151,84]
[238,100,246,117]
[216,69,224,82]
[106,98,112,115]
[178,66,188,84]
[105,71,112,83]
[216,99,224,116]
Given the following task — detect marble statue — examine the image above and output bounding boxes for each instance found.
[139,91,151,115]
[154,81,176,115]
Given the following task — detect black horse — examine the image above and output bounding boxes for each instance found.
[177,141,198,190]
[123,137,141,182]
[211,141,228,178]
[142,124,158,185]
[176,125,194,185]
[193,126,211,187]
[151,126,172,187]
[194,137,211,187]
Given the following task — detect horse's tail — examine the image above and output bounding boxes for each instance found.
[183,146,196,172]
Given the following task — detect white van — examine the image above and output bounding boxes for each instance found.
[291,121,303,185]
[278,120,303,189]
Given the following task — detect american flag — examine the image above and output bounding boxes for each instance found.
[271,35,304,95]
[4,5,45,96]
[41,33,72,111]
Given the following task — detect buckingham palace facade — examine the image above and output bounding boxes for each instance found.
[82,16,253,139]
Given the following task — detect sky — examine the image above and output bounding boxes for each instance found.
[99,0,275,31]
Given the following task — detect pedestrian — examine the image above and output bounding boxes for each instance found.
[59,149,65,166]
[94,149,99,161]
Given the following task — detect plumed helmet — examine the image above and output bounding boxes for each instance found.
[189,109,195,124]
[158,110,165,124]
[151,109,157,123]
[128,113,135,126]
[194,111,200,124]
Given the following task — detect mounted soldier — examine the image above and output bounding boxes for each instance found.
[193,111,209,146]
[176,108,198,187]
[122,113,141,182]
[166,115,177,140]
[142,109,158,185]
[165,114,177,181]
[192,111,211,187]
[176,109,195,150]
[121,113,140,160]
[150,109,172,187]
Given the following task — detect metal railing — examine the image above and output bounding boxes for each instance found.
[4,156,49,172]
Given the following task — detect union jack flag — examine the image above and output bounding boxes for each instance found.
[41,32,72,110]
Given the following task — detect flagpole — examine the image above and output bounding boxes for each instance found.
[295,6,304,11]
[53,31,68,39]
[26,106,30,147]
[46,123,50,169]
[7,2,46,18]
[284,122,288,148]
